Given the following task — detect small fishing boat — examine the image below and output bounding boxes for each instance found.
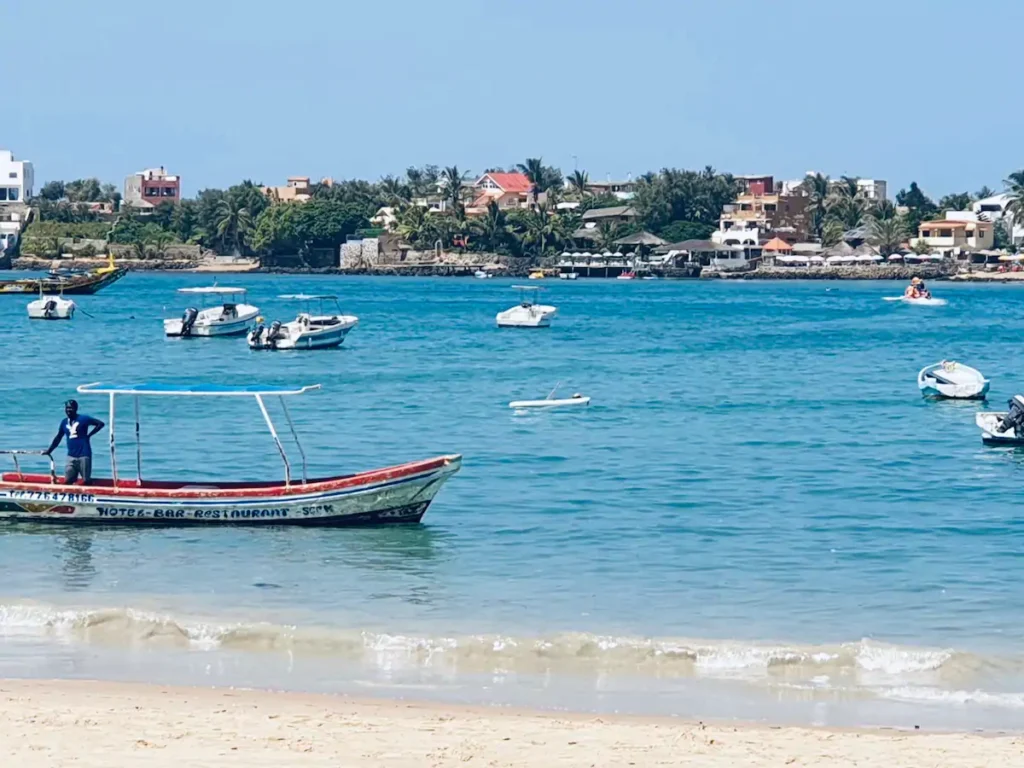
[883,296,948,307]
[0,253,126,296]
[496,286,557,328]
[558,272,579,280]
[528,270,546,280]
[976,396,1024,446]
[918,361,990,400]
[617,270,637,280]
[473,270,492,279]
[164,287,259,337]
[248,294,358,351]
[26,285,75,320]
[641,274,659,281]
[0,382,461,526]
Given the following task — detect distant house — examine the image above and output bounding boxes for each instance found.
[124,166,180,208]
[582,178,636,200]
[261,176,334,203]
[913,215,994,254]
[371,206,398,230]
[973,193,1024,245]
[466,172,534,215]
[571,206,639,246]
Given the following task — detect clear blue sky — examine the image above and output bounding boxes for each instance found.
[5,0,1020,198]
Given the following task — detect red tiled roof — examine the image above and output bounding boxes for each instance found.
[481,172,533,194]
[762,237,792,251]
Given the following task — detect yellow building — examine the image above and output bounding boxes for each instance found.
[914,218,993,254]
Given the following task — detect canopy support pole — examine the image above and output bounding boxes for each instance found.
[278,396,307,484]
[134,395,142,486]
[108,392,118,486]
[255,394,291,486]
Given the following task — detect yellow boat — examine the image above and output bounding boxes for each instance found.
[528,270,545,280]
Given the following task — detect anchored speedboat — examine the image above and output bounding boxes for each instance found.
[27,286,75,320]
[249,294,358,350]
[496,286,557,328]
[977,396,1024,446]
[163,287,259,337]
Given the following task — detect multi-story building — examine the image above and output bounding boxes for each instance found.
[716,191,810,245]
[0,150,34,204]
[913,215,993,254]
[856,178,887,201]
[972,193,1024,245]
[735,175,775,195]
[582,178,636,200]
[124,167,180,208]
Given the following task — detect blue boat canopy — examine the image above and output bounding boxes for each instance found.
[76,382,321,397]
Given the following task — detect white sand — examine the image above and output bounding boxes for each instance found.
[0,679,1019,767]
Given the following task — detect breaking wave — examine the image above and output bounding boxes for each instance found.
[1,601,1022,707]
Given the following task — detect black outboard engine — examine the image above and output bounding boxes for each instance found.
[43,299,57,318]
[999,395,1024,434]
[267,320,283,348]
[249,323,265,347]
[180,307,199,337]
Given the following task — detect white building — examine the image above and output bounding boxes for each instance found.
[0,150,34,204]
[972,193,1024,245]
[856,178,887,201]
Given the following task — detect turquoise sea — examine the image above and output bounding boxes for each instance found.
[1,273,1023,729]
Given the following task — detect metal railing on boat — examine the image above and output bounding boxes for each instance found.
[0,450,57,483]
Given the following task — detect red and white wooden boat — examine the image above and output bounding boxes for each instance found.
[0,382,461,526]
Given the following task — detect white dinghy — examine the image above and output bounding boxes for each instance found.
[496,286,557,328]
[918,361,990,400]
[510,384,590,410]
[977,396,1024,445]
[164,287,259,337]
[249,294,358,350]
[27,285,75,320]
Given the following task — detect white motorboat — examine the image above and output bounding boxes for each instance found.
[27,286,75,320]
[510,383,589,409]
[883,296,948,307]
[164,287,259,338]
[918,361,990,400]
[249,294,358,350]
[977,396,1024,445]
[496,286,557,328]
[559,272,579,280]
[473,270,492,279]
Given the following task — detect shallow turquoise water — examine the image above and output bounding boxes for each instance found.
[1,274,1023,728]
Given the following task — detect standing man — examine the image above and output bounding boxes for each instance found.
[45,399,105,485]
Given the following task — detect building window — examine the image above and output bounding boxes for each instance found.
[8,188,17,201]
[764,204,777,212]
[0,188,6,201]
[939,229,952,237]
[7,172,16,179]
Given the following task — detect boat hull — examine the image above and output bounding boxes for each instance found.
[918,362,990,400]
[0,268,126,296]
[249,316,358,350]
[27,298,75,319]
[975,413,1024,446]
[0,455,461,526]
[496,304,557,328]
[164,305,260,337]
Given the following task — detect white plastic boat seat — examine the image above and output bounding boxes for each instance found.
[926,369,957,386]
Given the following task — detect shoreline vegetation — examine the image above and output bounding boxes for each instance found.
[1,679,1019,767]
[11,164,1024,276]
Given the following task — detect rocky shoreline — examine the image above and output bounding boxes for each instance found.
[9,257,963,281]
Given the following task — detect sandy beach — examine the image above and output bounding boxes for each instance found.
[0,680,1018,768]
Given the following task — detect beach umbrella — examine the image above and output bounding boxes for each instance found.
[999,253,1016,261]
[561,251,570,258]
[571,252,581,258]
[809,255,825,264]
[602,251,614,257]
[888,253,904,261]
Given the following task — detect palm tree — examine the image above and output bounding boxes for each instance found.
[975,185,996,201]
[150,231,174,260]
[131,237,151,261]
[1003,170,1024,224]
[868,215,909,257]
[519,204,561,257]
[397,205,428,245]
[441,166,467,214]
[516,158,547,191]
[801,172,831,240]
[821,219,845,248]
[214,197,254,255]
[938,192,972,213]
[597,221,621,252]
[379,175,411,206]
[568,170,589,199]
[472,200,509,252]
[870,199,897,221]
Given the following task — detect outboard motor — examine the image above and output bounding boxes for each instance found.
[267,320,284,348]
[998,395,1024,435]
[249,323,265,347]
[43,299,57,319]
[180,307,199,337]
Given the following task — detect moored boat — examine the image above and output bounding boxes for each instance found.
[27,285,75,320]
[496,286,557,328]
[977,396,1024,446]
[918,361,989,400]
[164,287,259,337]
[0,254,126,295]
[0,382,461,526]
[248,294,358,350]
